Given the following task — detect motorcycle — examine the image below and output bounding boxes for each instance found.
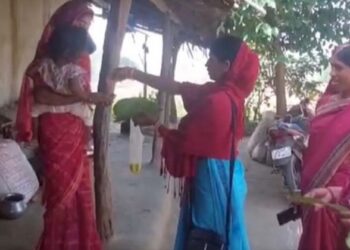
[267,117,308,193]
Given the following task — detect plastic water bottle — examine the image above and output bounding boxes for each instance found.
[129,120,144,175]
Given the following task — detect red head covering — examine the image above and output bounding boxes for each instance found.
[160,42,260,179]
[16,0,93,142]
[35,0,94,59]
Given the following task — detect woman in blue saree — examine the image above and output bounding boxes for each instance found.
[113,36,259,250]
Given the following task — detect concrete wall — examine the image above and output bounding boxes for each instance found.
[0,0,66,107]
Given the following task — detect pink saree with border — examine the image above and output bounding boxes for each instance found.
[299,93,350,250]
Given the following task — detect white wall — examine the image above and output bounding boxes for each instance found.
[0,0,66,107]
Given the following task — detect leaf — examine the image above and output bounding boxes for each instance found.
[261,23,273,37]
[276,54,289,64]
[255,22,264,33]
[272,27,279,37]
[288,194,350,214]
[263,0,277,9]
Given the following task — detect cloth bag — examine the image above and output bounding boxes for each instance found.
[0,139,39,202]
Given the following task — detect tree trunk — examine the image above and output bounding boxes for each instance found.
[253,86,264,121]
[275,61,287,116]
[93,0,132,242]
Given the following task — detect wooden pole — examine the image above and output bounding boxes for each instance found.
[167,40,181,126]
[143,34,149,98]
[93,0,132,241]
[159,16,173,125]
[151,15,180,165]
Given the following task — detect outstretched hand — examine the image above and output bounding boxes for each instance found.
[88,93,115,106]
[108,67,135,83]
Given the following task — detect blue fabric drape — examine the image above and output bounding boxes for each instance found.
[174,158,250,250]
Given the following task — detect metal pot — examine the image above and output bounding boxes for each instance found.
[0,193,27,220]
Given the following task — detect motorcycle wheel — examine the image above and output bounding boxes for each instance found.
[282,154,301,193]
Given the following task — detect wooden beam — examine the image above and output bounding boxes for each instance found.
[149,0,180,24]
[93,0,132,242]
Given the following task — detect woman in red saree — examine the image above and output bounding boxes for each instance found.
[15,1,106,250]
[112,36,259,250]
[16,0,94,142]
[298,45,350,250]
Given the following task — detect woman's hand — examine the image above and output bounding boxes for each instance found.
[88,93,115,106]
[109,67,135,83]
[132,113,158,127]
[305,188,333,210]
[34,86,81,105]
[305,186,342,210]
[339,210,350,228]
[109,67,181,95]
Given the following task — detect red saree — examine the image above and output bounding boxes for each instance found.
[159,43,260,179]
[16,0,93,142]
[15,1,101,250]
[299,94,350,250]
[37,113,101,250]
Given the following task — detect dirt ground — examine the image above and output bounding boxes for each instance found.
[0,132,301,250]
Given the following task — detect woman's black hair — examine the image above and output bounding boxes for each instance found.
[336,46,350,67]
[210,35,243,63]
[47,25,96,62]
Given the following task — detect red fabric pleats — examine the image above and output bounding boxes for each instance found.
[36,113,101,250]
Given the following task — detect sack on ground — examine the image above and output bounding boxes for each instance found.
[251,143,267,163]
[247,111,275,155]
[0,139,39,202]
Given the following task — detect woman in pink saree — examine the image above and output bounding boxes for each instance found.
[298,45,350,250]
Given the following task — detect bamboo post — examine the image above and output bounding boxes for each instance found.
[159,16,173,124]
[166,40,180,126]
[143,34,149,98]
[151,15,180,165]
[93,0,132,241]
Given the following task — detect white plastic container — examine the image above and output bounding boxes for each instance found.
[129,120,144,175]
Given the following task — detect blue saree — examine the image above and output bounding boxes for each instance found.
[173,158,250,250]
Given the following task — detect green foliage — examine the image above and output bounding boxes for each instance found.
[225,0,350,58]
[244,57,274,122]
[112,97,159,122]
[220,0,350,114]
